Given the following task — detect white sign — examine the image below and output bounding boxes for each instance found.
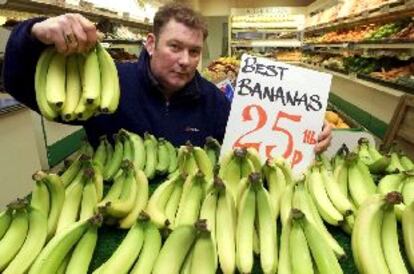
[221,54,332,176]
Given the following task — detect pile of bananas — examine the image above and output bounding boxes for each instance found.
[35,43,120,121]
[1,131,414,274]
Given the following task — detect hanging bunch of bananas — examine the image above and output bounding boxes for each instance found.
[152,219,217,274]
[29,214,102,274]
[92,213,162,274]
[356,138,391,174]
[352,192,410,274]
[34,43,120,121]
[385,143,414,173]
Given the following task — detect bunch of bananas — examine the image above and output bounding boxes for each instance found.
[352,192,409,274]
[35,43,120,121]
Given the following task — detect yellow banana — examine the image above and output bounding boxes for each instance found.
[203,136,220,167]
[35,47,58,120]
[152,224,197,274]
[62,54,81,121]
[164,173,186,226]
[190,227,217,274]
[119,168,149,229]
[104,133,124,180]
[124,130,146,171]
[155,138,170,175]
[193,146,214,181]
[96,43,120,113]
[402,174,414,205]
[347,156,376,207]
[263,160,286,219]
[236,174,256,273]
[402,201,414,270]
[278,215,292,274]
[0,209,12,239]
[130,220,162,274]
[30,179,50,217]
[280,182,295,227]
[79,170,98,221]
[289,211,314,274]
[144,132,158,179]
[60,157,82,188]
[0,205,29,271]
[98,220,144,274]
[378,172,406,195]
[199,187,219,245]
[65,225,98,274]
[46,52,66,109]
[82,48,100,106]
[166,140,178,173]
[3,207,47,274]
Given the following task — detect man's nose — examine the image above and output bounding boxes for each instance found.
[178,50,190,66]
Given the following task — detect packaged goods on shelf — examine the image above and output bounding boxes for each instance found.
[202,56,240,86]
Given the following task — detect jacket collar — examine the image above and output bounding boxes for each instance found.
[137,49,201,104]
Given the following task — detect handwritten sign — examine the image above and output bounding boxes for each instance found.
[221,54,332,176]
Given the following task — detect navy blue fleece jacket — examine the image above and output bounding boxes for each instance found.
[4,18,231,147]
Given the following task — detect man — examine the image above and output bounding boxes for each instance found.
[4,3,331,152]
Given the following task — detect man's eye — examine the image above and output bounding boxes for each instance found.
[190,49,200,56]
[170,44,179,50]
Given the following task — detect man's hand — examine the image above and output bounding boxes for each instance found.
[314,120,332,154]
[31,14,97,54]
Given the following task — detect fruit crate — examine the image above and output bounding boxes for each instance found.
[87,182,359,273]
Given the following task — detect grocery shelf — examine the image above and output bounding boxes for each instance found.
[301,63,405,98]
[305,42,414,50]
[231,28,298,33]
[231,39,302,48]
[305,0,414,34]
[0,0,152,30]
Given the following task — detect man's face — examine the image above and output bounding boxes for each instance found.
[146,19,203,94]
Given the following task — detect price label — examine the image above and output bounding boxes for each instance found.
[221,54,332,176]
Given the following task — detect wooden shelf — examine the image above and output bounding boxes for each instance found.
[0,0,152,30]
[231,39,302,48]
[300,63,405,98]
[305,1,414,34]
[305,42,414,50]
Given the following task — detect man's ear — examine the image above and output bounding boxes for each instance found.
[145,33,156,56]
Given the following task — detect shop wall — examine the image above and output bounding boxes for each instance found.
[203,16,227,68]
[0,109,42,210]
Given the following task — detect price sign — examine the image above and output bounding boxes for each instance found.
[221,54,332,176]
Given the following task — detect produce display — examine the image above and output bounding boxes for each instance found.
[305,20,414,44]
[1,126,414,274]
[325,110,351,129]
[35,43,120,122]
[202,56,240,84]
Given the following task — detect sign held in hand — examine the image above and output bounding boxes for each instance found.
[221,54,332,175]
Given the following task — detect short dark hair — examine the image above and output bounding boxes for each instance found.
[153,2,208,40]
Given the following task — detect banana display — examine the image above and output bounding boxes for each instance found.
[35,43,120,121]
[1,132,414,273]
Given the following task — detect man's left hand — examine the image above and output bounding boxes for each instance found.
[314,120,332,154]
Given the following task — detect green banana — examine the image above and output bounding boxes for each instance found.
[175,171,205,227]
[274,157,294,185]
[236,174,257,273]
[93,136,108,167]
[46,52,66,109]
[98,220,144,274]
[317,152,333,171]
[289,211,314,274]
[294,209,343,274]
[62,54,82,121]
[199,186,219,245]
[386,152,406,173]
[104,137,114,170]
[263,159,286,219]
[400,154,414,171]
[33,171,65,239]
[308,166,343,225]
[79,169,98,220]
[144,132,158,179]
[352,195,390,274]
[166,140,178,173]
[29,217,98,274]
[124,130,146,170]
[333,162,348,196]
[56,171,85,234]
[104,134,124,180]
[0,206,29,271]
[367,140,383,161]
[155,138,170,175]
[216,183,236,274]
[347,154,376,207]
[4,207,48,274]
[120,131,134,162]
[96,43,120,113]
[357,138,375,165]
[119,168,149,229]
[82,48,100,105]
[30,179,50,217]
[320,166,354,216]
[190,226,217,274]
[193,146,214,181]
[164,173,186,226]
[402,201,414,270]
[204,136,221,167]
[402,174,414,205]
[61,157,82,187]
[382,198,408,274]
[219,149,242,203]
[368,156,391,174]
[104,161,137,218]
[99,169,124,207]
[180,245,194,274]
[256,178,277,274]
[145,174,178,228]
[65,225,98,274]
[152,224,197,274]
[0,209,12,239]
[378,172,406,195]
[130,221,162,274]
[280,181,295,227]
[278,215,292,274]
[35,47,58,120]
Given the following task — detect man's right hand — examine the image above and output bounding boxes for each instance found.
[31,13,98,54]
